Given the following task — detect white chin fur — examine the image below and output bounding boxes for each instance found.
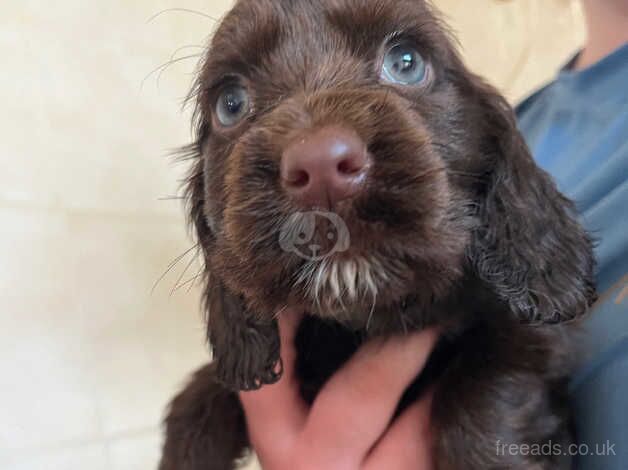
[294,256,387,314]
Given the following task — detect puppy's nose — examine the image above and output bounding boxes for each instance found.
[281,127,370,207]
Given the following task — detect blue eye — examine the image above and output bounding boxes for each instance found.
[216,85,250,127]
[381,44,427,85]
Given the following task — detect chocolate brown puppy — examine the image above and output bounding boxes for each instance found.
[159,1,596,469]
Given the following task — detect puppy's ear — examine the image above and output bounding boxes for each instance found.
[467,77,596,323]
[184,150,281,391]
[204,278,282,391]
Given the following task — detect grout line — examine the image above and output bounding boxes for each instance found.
[0,200,186,222]
[103,439,113,470]
[5,426,160,462]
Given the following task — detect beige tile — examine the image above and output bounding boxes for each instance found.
[0,207,208,452]
[61,213,209,435]
[0,333,102,454]
[86,324,207,436]
[107,432,261,470]
[437,0,585,101]
[0,0,226,215]
[0,209,103,453]
[108,431,161,470]
[4,443,109,470]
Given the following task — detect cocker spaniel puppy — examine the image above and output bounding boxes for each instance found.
[159,0,596,468]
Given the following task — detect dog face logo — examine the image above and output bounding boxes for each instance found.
[279,211,350,261]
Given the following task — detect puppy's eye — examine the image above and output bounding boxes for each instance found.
[381,43,427,85]
[215,85,250,127]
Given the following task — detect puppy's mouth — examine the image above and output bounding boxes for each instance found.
[277,206,420,319]
[293,253,386,315]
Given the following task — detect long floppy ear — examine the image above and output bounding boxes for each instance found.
[183,146,281,391]
[204,278,282,391]
[467,77,596,323]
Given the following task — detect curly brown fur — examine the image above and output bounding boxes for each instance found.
[160,1,596,469]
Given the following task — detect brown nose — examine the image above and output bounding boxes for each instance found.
[281,127,370,207]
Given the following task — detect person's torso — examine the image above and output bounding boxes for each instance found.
[516,43,628,470]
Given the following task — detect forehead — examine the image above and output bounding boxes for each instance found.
[204,0,442,84]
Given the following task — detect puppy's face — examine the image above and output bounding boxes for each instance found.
[186,0,594,346]
[190,0,481,321]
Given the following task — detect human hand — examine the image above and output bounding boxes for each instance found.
[240,311,438,470]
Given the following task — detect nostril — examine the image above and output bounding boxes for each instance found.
[337,159,362,176]
[337,155,366,176]
[286,170,310,188]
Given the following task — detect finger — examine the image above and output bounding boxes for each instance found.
[301,328,439,465]
[240,310,308,452]
[363,388,435,470]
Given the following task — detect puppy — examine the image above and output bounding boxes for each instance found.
[159,0,596,468]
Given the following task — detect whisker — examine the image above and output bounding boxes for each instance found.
[186,273,203,291]
[170,271,204,295]
[157,46,205,84]
[365,291,377,332]
[169,45,206,57]
[272,305,289,321]
[403,165,447,185]
[147,8,218,24]
[448,170,487,181]
[170,252,199,296]
[141,54,203,90]
[399,309,409,335]
[151,244,199,293]
[187,267,205,293]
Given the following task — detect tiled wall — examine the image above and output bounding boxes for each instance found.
[0,1,584,469]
